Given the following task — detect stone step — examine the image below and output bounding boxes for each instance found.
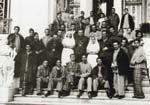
[8,97,150,105]
[13,93,150,103]
[14,88,150,101]
[127,86,150,94]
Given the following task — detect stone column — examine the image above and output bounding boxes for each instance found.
[80,0,93,18]
[48,0,57,24]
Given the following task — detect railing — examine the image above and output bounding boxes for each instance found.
[0,18,12,34]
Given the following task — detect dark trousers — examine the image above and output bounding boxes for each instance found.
[36,77,49,93]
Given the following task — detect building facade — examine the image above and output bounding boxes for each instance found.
[0,0,149,37]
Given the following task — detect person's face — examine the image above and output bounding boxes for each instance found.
[70,55,75,61]
[112,8,115,14]
[113,42,119,50]
[109,27,115,33]
[61,25,65,31]
[82,56,87,62]
[34,34,39,40]
[118,29,124,36]
[14,27,20,34]
[92,26,96,31]
[78,30,83,36]
[127,28,131,34]
[57,14,62,20]
[57,31,62,36]
[97,59,102,65]
[90,11,93,16]
[81,12,84,17]
[121,40,127,47]
[134,41,140,48]
[71,25,75,30]
[102,31,107,39]
[29,30,34,36]
[100,14,105,18]
[26,45,31,52]
[124,9,128,14]
[53,34,58,38]
[136,32,142,39]
[56,60,61,67]
[101,21,106,27]
[43,61,48,67]
[45,29,49,36]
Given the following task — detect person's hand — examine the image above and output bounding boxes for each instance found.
[103,47,108,51]
[70,72,74,76]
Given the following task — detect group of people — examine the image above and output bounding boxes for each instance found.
[4,7,147,99]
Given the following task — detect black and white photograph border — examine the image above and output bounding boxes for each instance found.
[0,0,150,105]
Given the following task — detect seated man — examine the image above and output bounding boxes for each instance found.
[65,54,81,89]
[45,60,67,98]
[77,55,92,99]
[36,60,50,95]
[91,58,107,97]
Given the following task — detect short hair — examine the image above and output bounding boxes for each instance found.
[124,8,129,11]
[82,54,87,58]
[113,40,120,45]
[71,23,76,26]
[81,11,85,14]
[112,7,115,10]
[29,28,34,33]
[109,25,115,29]
[134,39,140,43]
[45,28,50,32]
[78,28,83,31]
[14,26,20,31]
[135,30,143,38]
[121,37,128,44]
[101,29,107,33]
[96,57,103,62]
[34,32,38,35]
[25,44,33,49]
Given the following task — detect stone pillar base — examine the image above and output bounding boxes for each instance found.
[0,87,14,102]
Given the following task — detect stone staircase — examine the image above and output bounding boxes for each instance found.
[11,79,150,104]
[2,74,150,104]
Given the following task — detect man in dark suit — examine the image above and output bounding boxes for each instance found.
[111,40,129,99]
[87,11,96,25]
[91,58,107,97]
[74,29,89,63]
[50,12,65,35]
[7,26,25,85]
[120,8,135,31]
[108,8,120,33]
[7,26,25,53]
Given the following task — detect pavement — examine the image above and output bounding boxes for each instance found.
[0,98,150,105]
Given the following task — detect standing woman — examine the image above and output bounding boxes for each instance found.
[61,31,75,66]
[87,35,100,68]
[130,39,147,99]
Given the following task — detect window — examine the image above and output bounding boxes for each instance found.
[125,0,142,5]
[0,0,11,34]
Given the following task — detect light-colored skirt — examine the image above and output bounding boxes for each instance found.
[87,54,98,68]
[61,48,74,66]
